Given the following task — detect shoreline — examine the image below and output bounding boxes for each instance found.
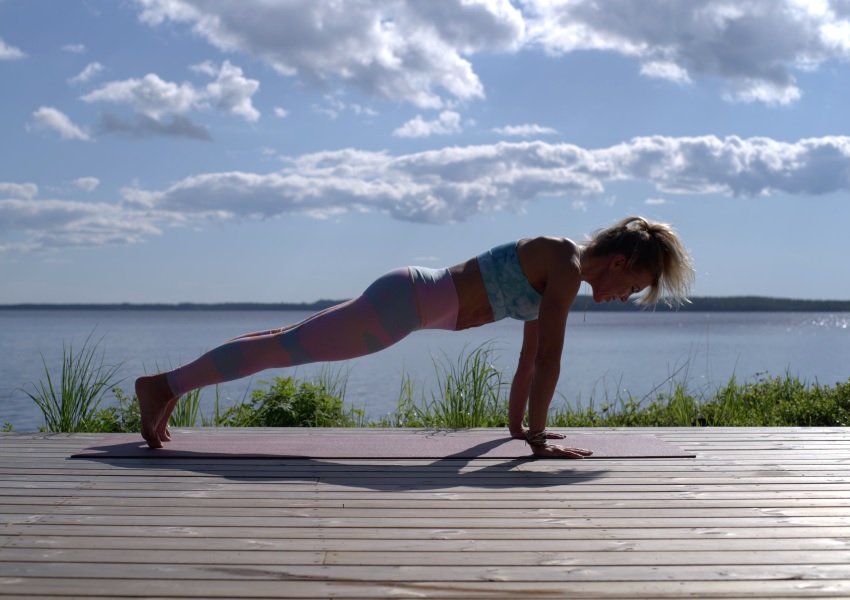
[2,296,850,312]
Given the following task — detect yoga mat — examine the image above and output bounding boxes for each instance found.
[74,432,694,459]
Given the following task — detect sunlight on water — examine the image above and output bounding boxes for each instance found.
[806,315,850,329]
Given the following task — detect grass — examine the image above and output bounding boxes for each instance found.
[20,331,125,433]
[545,371,850,428]
[19,336,850,432]
[376,343,508,429]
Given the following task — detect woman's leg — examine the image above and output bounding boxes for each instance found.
[137,268,422,447]
[167,269,421,395]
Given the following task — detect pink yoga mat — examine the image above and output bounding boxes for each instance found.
[75,432,693,459]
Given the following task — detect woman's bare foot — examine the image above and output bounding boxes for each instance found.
[156,396,180,442]
[531,444,593,459]
[510,428,566,440]
[135,374,176,449]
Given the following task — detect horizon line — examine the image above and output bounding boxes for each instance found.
[1,295,849,312]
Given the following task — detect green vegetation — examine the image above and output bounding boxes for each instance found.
[547,372,850,427]
[377,343,508,429]
[20,331,125,433]
[16,338,850,433]
[216,366,364,427]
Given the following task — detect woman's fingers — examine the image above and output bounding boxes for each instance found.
[532,444,593,459]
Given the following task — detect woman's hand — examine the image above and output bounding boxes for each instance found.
[530,443,593,459]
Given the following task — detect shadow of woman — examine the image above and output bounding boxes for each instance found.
[72,435,609,491]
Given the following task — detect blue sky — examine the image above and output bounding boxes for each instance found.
[2,0,850,303]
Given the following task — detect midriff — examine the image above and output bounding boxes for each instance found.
[448,258,494,330]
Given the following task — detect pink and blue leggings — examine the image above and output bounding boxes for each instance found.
[165,267,459,397]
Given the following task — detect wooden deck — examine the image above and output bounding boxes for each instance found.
[1,427,850,599]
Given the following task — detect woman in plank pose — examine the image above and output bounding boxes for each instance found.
[136,216,693,457]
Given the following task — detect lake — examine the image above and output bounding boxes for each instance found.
[1,309,848,430]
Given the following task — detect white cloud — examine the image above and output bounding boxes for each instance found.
[644,198,668,205]
[0,183,38,200]
[312,96,345,119]
[81,61,260,122]
[68,62,105,85]
[639,61,692,84]
[62,43,87,54]
[31,107,91,141]
[124,135,850,227]
[134,0,522,108]
[0,37,26,60]
[605,134,850,196]
[0,196,160,252]
[312,94,378,120]
[81,73,200,119]
[493,124,558,137]
[394,111,462,138]
[522,0,850,105]
[6,134,850,251]
[129,0,850,107]
[197,60,260,122]
[73,177,100,192]
[273,107,288,118]
[350,103,378,117]
[722,78,803,106]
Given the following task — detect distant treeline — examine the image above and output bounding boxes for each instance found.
[583,296,850,312]
[2,296,850,312]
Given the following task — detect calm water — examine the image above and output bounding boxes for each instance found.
[1,309,848,431]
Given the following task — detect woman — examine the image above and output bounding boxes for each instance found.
[136,216,694,456]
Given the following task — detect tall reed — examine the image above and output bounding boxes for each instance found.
[380,343,508,428]
[169,388,204,427]
[429,343,507,428]
[22,331,124,432]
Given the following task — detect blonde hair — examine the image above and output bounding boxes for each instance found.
[586,216,694,307]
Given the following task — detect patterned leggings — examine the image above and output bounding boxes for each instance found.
[165,267,458,397]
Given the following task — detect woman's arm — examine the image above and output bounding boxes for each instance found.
[525,249,592,458]
[509,320,568,440]
[526,284,572,434]
[508,320,537,437]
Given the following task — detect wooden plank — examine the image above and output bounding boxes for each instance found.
[10,467,850,482]
[2,576,850,599]
[3,560,850,582]
[8,496,850,510]
[8,524,850,541]
[10,456,850,468]
[7,470,850,485]
[7,486,850,500]
[4,534,849,553]
[8,466,850,479]
[4,546,846,567]
[6,484,850,499]
[16,513,850,529]
[4,504,850,519]
[7,452,850,465]
[0,548,327,565]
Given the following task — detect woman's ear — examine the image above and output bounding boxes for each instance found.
[609,253,626,271]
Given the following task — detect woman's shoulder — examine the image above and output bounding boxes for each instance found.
[517,236,581,287]
[519,236,580,261]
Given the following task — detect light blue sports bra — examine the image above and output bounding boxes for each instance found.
[476,241,542,321]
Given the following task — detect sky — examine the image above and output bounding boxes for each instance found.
[2,0,850,304]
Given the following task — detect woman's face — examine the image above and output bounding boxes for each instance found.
[591,256,654,304]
